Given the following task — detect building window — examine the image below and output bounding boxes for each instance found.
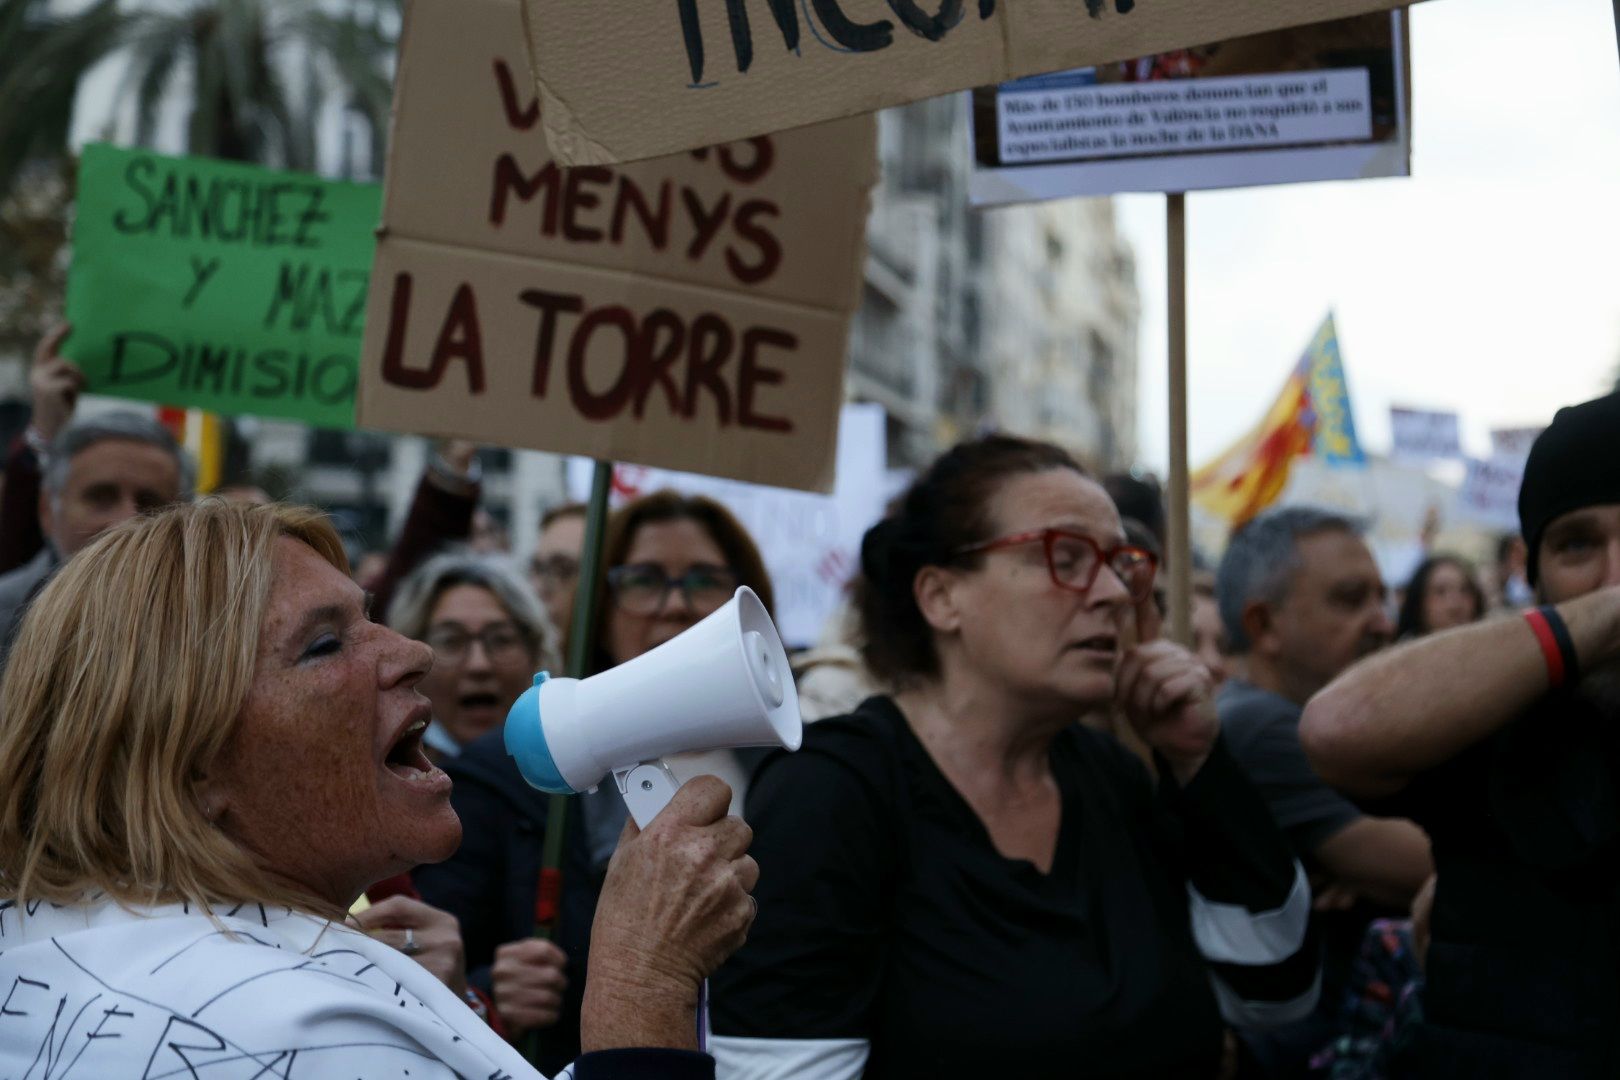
[851,284,910,398]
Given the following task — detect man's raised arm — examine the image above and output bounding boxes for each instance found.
[1301,585,1620,800]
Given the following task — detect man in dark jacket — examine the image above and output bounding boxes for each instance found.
[1303,390,1620,1078]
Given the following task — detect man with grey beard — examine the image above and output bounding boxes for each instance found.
[1303,390,1620,1079]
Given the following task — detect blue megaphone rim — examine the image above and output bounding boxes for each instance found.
[503,671,574,793]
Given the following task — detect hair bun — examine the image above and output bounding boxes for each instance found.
[859,516,902,586]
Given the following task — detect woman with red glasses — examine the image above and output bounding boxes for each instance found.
[711,434,1316,1078]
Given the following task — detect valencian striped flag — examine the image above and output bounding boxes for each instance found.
[156,406,226,493]
[1192,314,1365,526]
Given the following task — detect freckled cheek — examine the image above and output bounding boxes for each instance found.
[266,762,372,832]
[270,692,380,798]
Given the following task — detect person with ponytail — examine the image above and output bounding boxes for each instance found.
[710,434,1317,1078]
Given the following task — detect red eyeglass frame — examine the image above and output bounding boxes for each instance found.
[954,528,1159,602]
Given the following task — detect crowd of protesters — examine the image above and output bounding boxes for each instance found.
[0,318,1616,1080]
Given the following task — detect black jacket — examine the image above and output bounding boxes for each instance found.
[1369,689,1620,1078]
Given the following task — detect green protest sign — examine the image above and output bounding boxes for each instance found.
[64,144,381,428]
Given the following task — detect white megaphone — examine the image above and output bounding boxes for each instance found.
[504,586,802,826]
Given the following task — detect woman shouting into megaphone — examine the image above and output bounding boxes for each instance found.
[0,500,750,1080]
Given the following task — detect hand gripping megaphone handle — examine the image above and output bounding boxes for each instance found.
[617,761,714,1052]
[614,758,715,1051]
[616,760,685,828]
[503,586,799,1053]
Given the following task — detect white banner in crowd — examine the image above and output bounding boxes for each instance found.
[1389,405,1462,464]
[1457,456,1524,532]
[568,402,888,647]
[1490,426,1544,461]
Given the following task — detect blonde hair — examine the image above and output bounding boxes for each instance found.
[0,499,348,913]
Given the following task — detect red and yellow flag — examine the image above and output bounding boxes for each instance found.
[156,407,225,493]
[1191,315,1363,527]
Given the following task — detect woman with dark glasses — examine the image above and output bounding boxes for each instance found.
[415,489,773,1074]
[711,434,1317,1079]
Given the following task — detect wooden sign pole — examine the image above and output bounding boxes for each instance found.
[1167,193,1192,648]
[528,457,614,1065]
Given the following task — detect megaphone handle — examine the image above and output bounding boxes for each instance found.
[616,760,684,829]
[614,761,712,1050]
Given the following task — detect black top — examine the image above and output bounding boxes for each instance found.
[1219,679,1396,1014]
[711,697,1314,1079]
[1219,679,1363,853]
[1370,689,1620,1078]
[575,1049,713,1079]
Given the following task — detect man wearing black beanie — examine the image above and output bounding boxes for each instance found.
[1299,390,1620,1078]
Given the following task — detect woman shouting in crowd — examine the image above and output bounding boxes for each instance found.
[0,500,752,1079]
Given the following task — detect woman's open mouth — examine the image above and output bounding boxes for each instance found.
[384,713,440,781]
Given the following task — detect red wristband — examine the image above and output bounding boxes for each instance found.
[1524,608,1566,689]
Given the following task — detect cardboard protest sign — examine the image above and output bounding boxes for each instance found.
[969,11,1410,204]
[63,144,380,428]
[357,0,876,493]
[566,403,888,646]
[523,0,1416,165]
[1390,405,1462,464]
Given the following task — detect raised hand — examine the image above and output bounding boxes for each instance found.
[1116,590,1219,785]
[492,937,569,1033]
[353,894,468,998]
[29,324,83,443]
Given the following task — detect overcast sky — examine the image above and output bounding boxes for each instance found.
[1119,0,1620,474]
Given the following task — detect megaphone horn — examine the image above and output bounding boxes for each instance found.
[504,586,802,826]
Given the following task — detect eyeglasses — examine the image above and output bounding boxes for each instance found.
[531,553,580,585]
[955,528,1158,604]
[606,563,740,617]
[425,622,535,666]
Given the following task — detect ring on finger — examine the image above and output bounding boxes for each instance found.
[401,927,421,956]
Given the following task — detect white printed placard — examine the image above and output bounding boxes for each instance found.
[1390,406,1462,463]
[1457,456,1524,532]
[1490,426,1543,461]
[995,68,1372,165]
[969,11,1409,204]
